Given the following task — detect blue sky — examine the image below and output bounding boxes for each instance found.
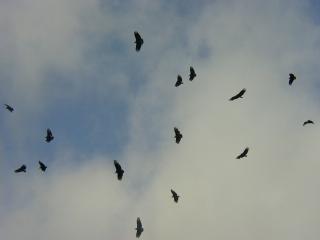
[1,0,320,239]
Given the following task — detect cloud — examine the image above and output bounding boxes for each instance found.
[1,0,320,240]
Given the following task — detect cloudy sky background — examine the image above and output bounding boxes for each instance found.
[1,0,320,239]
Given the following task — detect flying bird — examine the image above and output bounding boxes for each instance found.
[189,66,196,81]
[4,104,14,112]
[39,161,47,172]
[229,88,246,101]
[134,31,144,51]
[135,217,144,238]
[171,189,179,203]
[303,120,314,126]
[289,73,296,85]
[236,147,249,159]
[114,160,124,180]
[174,127,183,144]
[14,164,26,173]
[175,75,183,87]
[45,128,54,143]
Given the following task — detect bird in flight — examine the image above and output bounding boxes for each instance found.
[14,164,26,173]
[4,104,14,112]
[174,127,183,144]
[303,120,314,126]
[189,66,196,81]
[289,73,296,85]
[175,75,183,87]
[114,160,124,180]
[134,31,144,51]
[45,128,54,143]
[39,161,47,172]
[171,189,179,203]
[236,147,249,159]
[135,217,144,238]
[229,88,246,101]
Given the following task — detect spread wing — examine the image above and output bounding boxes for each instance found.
[47,129,52,137]
[175,75,183,87]
[15,164,26,173]
[134,31,144,51]
[289,73,296,85]
[4,104,14,112]
[39,161,47,171]
[137,217,142,229]
[229,88,246,101]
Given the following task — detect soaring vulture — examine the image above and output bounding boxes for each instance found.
[303,120,314,126]
[289,73,296,85]
[135,217,144,238]
[229,88,246,101]
[174,127,183,144]
[134,31,144,51]
[114,160,124,180]
[39,161,47,172]
[45,128,54,143]
[4,104,14,112]
[236,147,249,159]
[175,75,183,87]
[15,164,26,173]
[171,189,179,203]
[189,66,196,81]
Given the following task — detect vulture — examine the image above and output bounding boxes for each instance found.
[174,127,183,144]
[135,217,144,238]
[4,104,14,112]
[45,128,54,143]
[303,120,314,126]
[171,189,179,203]
[39,161,47,172]
[229,88,246,101]
[134,31,144,51]
[175,75,183,87]
[114,160,124,180]
[189,66,196,81]
[289,73,296,85]
[15,164,26,173]
[236,147,249,159]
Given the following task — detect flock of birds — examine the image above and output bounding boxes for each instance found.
[3,31,315,238]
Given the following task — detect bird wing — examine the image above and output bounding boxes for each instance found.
[39,161,46,169]
[174,127,180,135]
[47,129,52,137]
[134,32,143,51]
[137,218,142,229]
[114,160,121,171]
[243,147,249,155]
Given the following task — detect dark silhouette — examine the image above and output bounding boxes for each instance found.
[189,66,196,81]
[236,147,249,159]
[4,104,14,112]
[15,164,26,173]
[175,75,183,87]
[289,73,296,85]
[39,161,47,172]
[45,128,54,143]
[114,160,124,180]
[303,120,314,126]
[171,189,179,203]
[229,88,246,101]
[174,127,183,144]
[135,217,144,238]
[134,31,144,51]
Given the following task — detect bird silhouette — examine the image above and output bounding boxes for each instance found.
[236,147,249,159]
[303,120,314,126]
[189,66,196,81]
[289,73,296,85]
[171,189,179,203]
[14,164,26,173]
[45,128,54,143]
[134,31,144,51]
[4,104,14,112]
[135,217,144,238]
[114,160,124,180]
[174,127,183,144]
[229,88,246,101]
[39,161,47,172]
[175,75,183,87]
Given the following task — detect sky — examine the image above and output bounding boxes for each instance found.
[1,0,320,239]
